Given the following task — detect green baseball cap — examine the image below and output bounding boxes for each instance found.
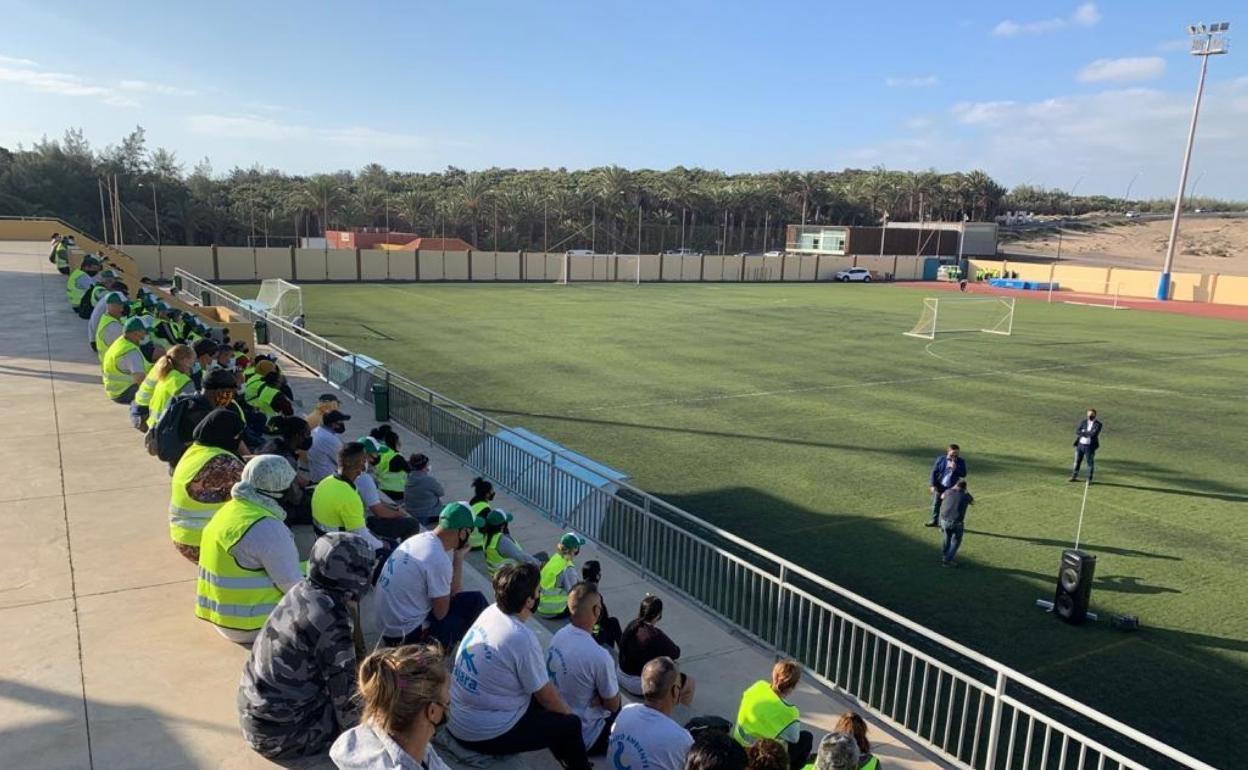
[122,317,147,334]
[358,437,384,455]
[82,255,101,266]
[559,531,587,551]
[104,291,126,306]
[98,268,118,279]
[483,508,514,527]
[439,501,481,531]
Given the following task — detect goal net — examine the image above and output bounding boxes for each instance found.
[904,296,1015,339]
[557,254,641,285]
[252,279,304,321]
[1047,281,1126,310]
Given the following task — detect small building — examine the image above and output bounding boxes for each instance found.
[785,222,997,258]
[325,229,476,252]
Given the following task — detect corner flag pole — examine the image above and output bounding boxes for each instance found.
[1073,478,1092,550]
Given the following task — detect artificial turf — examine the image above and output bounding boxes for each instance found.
[270,280,1247,766]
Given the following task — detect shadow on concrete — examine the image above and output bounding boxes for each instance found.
[0,362,100,386]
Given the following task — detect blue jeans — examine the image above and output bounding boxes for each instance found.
[1072,447,1095,479]
[941,524,963,563]
[382,590,489,650]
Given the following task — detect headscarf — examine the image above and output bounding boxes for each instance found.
[191,408,245,454]
[230,454,296,520]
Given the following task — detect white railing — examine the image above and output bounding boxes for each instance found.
[172,268,1218,770]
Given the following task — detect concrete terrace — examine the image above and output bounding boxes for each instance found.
[0,241,945,770]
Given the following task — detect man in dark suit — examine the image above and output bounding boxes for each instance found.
[1070,408,1103,483]
[925,443,967,527]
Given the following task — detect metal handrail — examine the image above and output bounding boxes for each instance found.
[172,267,1218,770]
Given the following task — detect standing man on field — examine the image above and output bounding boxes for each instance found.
[1070,408,1103,483]
[925,444,966,528]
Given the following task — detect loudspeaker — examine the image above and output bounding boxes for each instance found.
[1054,549,1096,624]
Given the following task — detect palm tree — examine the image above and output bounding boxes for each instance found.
[457,172,493,248]
[293,175,345,237]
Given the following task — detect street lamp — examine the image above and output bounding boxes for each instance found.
[1187,170,1206,211]
[1158,22,1229,300]
[1124,171,1141,204]
[138,181,162,278]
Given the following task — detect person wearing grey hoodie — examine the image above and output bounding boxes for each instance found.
[237,532,376,759]
[330,644,452,770]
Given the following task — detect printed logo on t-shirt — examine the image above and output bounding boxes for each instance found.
[454,625,493,693]
[546,647,567,686]
[610,734,648,770]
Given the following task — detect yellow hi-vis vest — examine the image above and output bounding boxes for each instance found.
[484,531,520,577]
[374,448,407,494]
[733,680,801,746]
[194,497,284,631]
[53,241,69,269]
[134,368,162,408]
[538,552,574,617]
[243,373,266,402]
[94,313,121,359]
[169,443,236,546]
[311,475,366,533]
[251,383,281,418]
[66,268,91,306]
[101,337,146,399]
[148,370,192,424]
[468,501,489,549]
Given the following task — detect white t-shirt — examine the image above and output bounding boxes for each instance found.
[308,425,342,483]
[548,624,619,748]
[448,604,549,742]
[374,532,452,637]
[355,470,383,508]
[608,703,693,770]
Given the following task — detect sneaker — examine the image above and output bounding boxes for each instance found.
[1068,475,1079,482]
[924,521,939,528]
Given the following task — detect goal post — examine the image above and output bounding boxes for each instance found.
[252,279,304,321]
[555,254,641,285]
[904,296,1015,339]
[1047,280,1126,309]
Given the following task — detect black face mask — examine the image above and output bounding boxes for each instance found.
[298,435,313,451]
[331,423,346,434]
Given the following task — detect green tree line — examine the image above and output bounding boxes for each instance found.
[1,127,1241,253]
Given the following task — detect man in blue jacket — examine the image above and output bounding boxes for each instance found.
[925,444,966,527]
[1070,408,1103,483]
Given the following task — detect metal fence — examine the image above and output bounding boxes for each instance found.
[173,268,1216,770]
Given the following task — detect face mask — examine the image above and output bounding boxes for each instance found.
[192,361,202,374]
[331,423,346,435]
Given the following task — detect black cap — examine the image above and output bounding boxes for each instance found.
[317,393,340,403]
[193,339,219,357]
[202,369,237,390]
[322,410,351,424]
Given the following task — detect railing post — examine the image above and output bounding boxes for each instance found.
[548,450,559,522]
[983,671,1007,770]
[427,391,435,445]
[640,497,652,580]
[772,565,789,650]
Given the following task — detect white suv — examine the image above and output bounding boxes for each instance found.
[834,267,872,283]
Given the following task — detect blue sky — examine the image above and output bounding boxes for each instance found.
[1,0,1245,199]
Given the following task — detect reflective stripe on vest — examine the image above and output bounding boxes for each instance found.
[148,370,192,423]
[733,680,801,746]
[54,243,69,268]
[468,501,489,549]
[538,553,573,616]
[484,532,518,576]
[194,497,284,631]
[134,369,162,408]
[101,337,143,399]
[169,443,235,546]
[375,448,406,493]
[66,269,90,305]
[95,314,120,359]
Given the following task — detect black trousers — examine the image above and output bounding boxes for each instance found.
[787,730,815,770]
[367,515,422,541]
[454,698,589,770]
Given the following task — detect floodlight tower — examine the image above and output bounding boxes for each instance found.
[1158,22,1230,301]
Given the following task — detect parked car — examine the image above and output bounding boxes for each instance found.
[565,249,595,256]
[763,250,784,257]
[662,248,703,257]
[1124,211,1140,218]
[834,267,872,283]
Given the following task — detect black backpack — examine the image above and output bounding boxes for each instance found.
[146,394,202,463]
[75,288,96,319]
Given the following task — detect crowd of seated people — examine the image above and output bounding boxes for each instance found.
[62,247,882,769]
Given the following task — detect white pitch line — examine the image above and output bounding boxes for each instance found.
[579,349,1244,414]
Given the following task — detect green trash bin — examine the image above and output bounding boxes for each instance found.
[371,381,390,421]
[200,289,212,307]
[253,319,269,345]
[173,275,183,292]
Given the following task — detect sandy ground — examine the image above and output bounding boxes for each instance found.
[1000,215,1248,275]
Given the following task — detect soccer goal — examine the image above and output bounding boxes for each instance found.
[1047,281,1127,310]
[557,254,641,285]
[904,296,1015,339]
[250,279,304,321]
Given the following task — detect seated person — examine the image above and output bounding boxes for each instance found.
[189,338,219,389]
[812,734,859,770]
[402,453,444,526]
[245,360,295,420]
[306,392,342,431]
[448,563,589,770]
[195,455,304,644]
[732,661,813,770]
[311,441,384,550]
[744,739,788,770]
[618,596,696,703]
[159,368,241,470]
[833,712,878,770]
[258,416,313,526]
[688,732,749,770]
[374,502,489,648]
[581,560,623,650]
[330,644,453,770]
[537,532,587,619]
[480,508,546,577]
[368,424,409,503]
[140,343,196,431]
[100,317,151,404]
[547,582,622,756]
[466,476,496,549]
[168,408,246,563]
[357,437,420,542]
[238,532,375,759]
[607,657,695,770]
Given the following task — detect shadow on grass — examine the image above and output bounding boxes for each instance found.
[962,529,1182,561]
[1092,480,1248,504]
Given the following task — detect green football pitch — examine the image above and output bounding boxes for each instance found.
[266,281,1247,765]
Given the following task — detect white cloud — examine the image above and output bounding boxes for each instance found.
[0,57,147,106]
[993,2,1100,37]
[186,115,426,151]
[0,54,39,67]
[1156,39,1191,53]
[951,101,1016,125]
[1077,57,1165,83]
[119,79,196,96]
[885,75,938,88]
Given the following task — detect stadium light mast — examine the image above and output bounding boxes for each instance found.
[1158,22,1229,301]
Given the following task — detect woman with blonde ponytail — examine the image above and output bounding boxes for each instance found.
[134,344,196,430]
[330,644,451,770]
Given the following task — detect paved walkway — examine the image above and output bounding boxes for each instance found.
[0,241,945,770]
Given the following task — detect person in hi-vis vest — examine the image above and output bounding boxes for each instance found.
[538,532,587,619]
[733,660,814,770]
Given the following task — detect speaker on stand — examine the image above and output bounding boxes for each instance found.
[1053,549,1096,624]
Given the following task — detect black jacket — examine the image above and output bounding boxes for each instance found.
[1073,418,1103,451]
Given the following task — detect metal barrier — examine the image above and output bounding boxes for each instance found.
[173,268,1215,770]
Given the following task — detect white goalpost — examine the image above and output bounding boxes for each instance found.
[1047,281,1127,310]
[904,296,1015,339]
[250,279,304,321]
[556,254,641,285]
